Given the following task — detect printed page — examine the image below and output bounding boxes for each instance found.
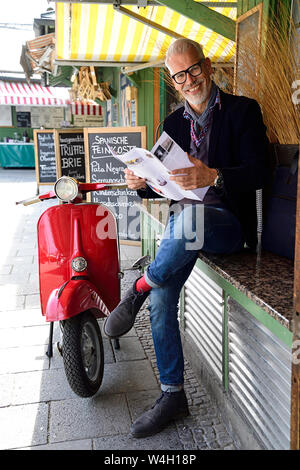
[151,132,209,201]
[112,147,186,200]
[106,133,210,201]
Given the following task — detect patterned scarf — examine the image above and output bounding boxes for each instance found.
[183,82,221,148]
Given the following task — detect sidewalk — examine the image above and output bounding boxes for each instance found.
[0,168,237,450]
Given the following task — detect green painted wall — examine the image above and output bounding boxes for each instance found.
[97,67,156,147]
[99,67,121,127]
[237,0,292,21]
[136,68,154,150]
[160,69,167,125]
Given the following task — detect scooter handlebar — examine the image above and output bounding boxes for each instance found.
[78,183,107,192]
[16,196,42,206]
[16,191,56,206]
[77,182,127,192]
[16,182,127,206]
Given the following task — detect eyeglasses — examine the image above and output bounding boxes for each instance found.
[171,60,205,84]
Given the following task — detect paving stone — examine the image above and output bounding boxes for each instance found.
[14,239,37,248]
[0,265,12,275]
[0,373,14,407]
[16,248,37,257]
[0,344,49,374]
[224,444,237,450]
[214,423,227,434]
[100,359,158,395]
[102,337,115,364]
[20,439,92,450]
[176,424,195,444]
[18,234,38,243]
[126,389,161,422]
[0,294,25,311]
[48,347,64,370]
[11,262,37,275]
[49,394,131,442]
[183,442,198,450]
[0,402,48,450]
[3,255,34,266]
[28,273,39,284]
[24,294,41,309]
[192,427,206,445]
[0,248,18,258]
[0,308,44,329]
[94,428,183,451]
[0,324,59,348]
[206,440,221,450]
[216,433,235,447]
[13,283,39,296]
[113,336,146,362]
[0,273,31,285]
[11,368,78,405]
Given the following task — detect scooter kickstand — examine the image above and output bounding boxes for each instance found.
[46,322,54,358]
[113,338,120,350]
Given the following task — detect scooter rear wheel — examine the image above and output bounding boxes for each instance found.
[62,311,104,397]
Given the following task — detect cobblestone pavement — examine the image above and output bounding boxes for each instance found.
[0,168,237,450]
[126,273,237,451]
[136,311,236,450]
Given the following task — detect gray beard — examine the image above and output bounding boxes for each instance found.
[185,91,209,107]
[182,81,211,108]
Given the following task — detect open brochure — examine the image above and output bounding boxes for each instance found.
[106,131,209,201]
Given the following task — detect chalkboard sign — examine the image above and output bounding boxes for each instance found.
[55,129,86,182]
[85,127,146,241]
[34,129,56,185]
[16,111,31,128]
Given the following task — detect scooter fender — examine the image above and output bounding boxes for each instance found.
[45,279,111,322]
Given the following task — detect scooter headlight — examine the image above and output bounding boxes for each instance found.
[72,257,88,272]
[54,176,78,201]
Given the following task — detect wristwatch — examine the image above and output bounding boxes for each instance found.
[213,169,224,189]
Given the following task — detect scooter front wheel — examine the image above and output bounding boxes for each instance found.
[62,311,104,397]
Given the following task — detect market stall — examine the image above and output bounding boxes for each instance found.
[0,142,35,167]
[0,80,70,167]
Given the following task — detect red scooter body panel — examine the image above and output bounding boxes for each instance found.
[45,280,111,322]
[37,203,120,320]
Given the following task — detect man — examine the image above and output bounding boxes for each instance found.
[104,38,268,438]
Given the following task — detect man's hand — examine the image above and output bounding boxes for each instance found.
[169,154,217,190]
[124,168,147,190]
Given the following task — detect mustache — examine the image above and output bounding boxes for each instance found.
[182,79,204,92]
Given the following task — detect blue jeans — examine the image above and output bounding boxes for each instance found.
[144,203,244,387]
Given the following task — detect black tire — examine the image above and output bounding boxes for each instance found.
[62,311,104,397]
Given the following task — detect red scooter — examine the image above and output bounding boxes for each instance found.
[16,176,149,398]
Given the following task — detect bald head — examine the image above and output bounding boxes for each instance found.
[165,38,205,72]
[165,38,213,114]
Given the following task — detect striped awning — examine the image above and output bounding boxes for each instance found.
[0,81,71,107]
[71,102,102,115]
[56,1,237,66]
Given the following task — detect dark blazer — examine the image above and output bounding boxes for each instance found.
[138,89,269,249]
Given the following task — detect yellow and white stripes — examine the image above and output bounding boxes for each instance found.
[56,2,237,65]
